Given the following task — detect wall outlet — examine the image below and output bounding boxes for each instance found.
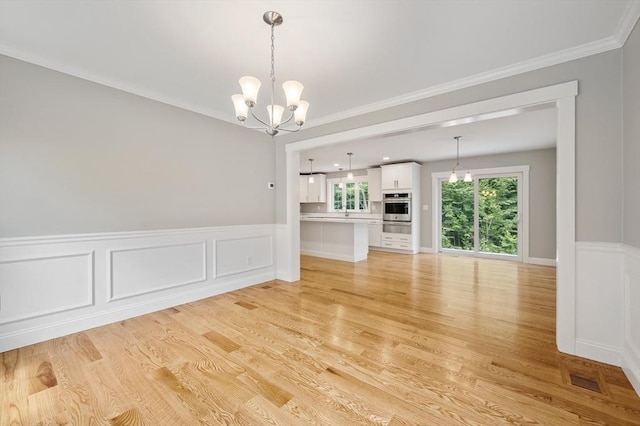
[423,205,429,211]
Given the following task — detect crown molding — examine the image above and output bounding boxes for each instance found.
[306,2,640,129]
[0,47,235,125]
[3,2,638,131]
[305,31,630,129]
[615,0,640,45]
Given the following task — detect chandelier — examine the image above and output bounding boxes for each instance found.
[449,136,472,183]
[231,11,309,137]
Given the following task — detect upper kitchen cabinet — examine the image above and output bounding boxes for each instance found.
[367,168,382,202]
[381,162,421,190]
[300,174,327,203]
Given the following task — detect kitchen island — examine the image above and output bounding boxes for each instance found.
[300,217,371,262]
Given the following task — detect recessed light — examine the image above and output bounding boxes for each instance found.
[333,163,340,167]
[382,156,390,161]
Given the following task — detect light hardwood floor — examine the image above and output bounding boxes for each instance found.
[2,252,639,425]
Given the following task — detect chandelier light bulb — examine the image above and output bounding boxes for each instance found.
[464,171,472,182]
[231,94,248,121]
[238,76,261,106]
[449,171,458,183]
[267,105,285,127]
[283,81,304,109]
[294,101,309,125]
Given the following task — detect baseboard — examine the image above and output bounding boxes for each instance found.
[623,349,640,396]
[419,247,437,254]
[527,257,556,266]
[300,249,364,263]
[0,269,274,351]
[0,224,277,351]
[623,244,640,395]
[575,338,622,366]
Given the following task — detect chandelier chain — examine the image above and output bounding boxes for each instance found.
[269,23,276,128]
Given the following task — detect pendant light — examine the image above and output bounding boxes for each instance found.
[449,136,472,183]
[338,168,344,188]
[308,159,314,183]
[347,153,353,180]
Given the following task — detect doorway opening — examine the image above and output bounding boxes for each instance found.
[284,81,577,355]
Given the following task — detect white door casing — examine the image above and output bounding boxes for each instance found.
[283,81,577,355]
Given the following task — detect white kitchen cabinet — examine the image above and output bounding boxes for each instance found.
[368,222,382,247]
[367,168,382,202]
[381,232,413,251]
[299,176,308,203]
[300,174,326,203]
[381,162,420,190]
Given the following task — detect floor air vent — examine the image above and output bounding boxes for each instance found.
[569,374,601,393]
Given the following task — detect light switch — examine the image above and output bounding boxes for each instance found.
[423,205,429,211]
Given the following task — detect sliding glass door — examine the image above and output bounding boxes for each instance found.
[440,173,522,261]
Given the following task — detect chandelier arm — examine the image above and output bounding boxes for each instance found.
[248,108,272,127]
[273,125,302,134]
[278,110,296,126]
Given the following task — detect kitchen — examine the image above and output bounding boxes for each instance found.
[300,161,421,262]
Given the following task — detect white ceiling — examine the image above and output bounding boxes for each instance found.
[1,0,638,171]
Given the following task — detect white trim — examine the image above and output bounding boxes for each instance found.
[615,1,640,47]
[528,257,557,267]
[0,223,275,246]
[288,83,577,153]
[285,81,577,358]
[419,247,437,254]
[299,249,362,263]
[326,175,370,213]
[575,338,622,367]
[622,243,640,395]
[0,224,277,351]
[0,47,233,125]
[574,241,624,366]
[555,95,576,355]
[3,3,636,133]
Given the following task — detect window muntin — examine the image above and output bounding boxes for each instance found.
[328,177,369,212]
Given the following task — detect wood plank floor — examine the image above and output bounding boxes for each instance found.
[2,252,639,425]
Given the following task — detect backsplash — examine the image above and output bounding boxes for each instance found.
[300,201,381,215]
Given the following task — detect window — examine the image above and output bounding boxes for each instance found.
[328,177,369,212]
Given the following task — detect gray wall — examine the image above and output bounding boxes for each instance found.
[420,148,556,259]
[623,21,640,249]
[0,55,276,238]
[278,49,624,245]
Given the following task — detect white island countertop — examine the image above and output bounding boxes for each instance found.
[300,217,379,224]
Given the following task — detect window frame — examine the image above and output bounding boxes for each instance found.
[327,176,370,213]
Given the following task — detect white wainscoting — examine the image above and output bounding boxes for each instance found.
[575,242,624,366]
[622,244,640,395]
[574,241,640,396]
[0,225,277,352]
